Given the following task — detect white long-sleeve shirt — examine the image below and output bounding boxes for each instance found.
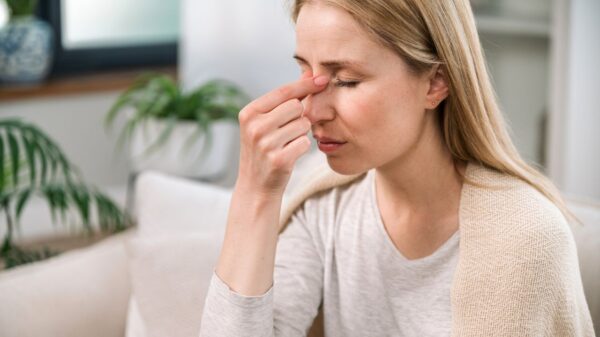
[199,169,460,336]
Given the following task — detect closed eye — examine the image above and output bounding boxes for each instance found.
[334,79,360,88]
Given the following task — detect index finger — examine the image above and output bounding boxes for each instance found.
[248,75,329,114]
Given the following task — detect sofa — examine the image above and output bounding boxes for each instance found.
[0,153,598,336]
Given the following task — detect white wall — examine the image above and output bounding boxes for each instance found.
[549,0,600,200]
[180,0,299,97]
[481,35,549,167]
[563,0,600,200]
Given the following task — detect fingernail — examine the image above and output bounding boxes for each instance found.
[313,75,329,86]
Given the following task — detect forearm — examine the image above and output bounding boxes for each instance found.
[215,183,283,296]
[200,196,324,337]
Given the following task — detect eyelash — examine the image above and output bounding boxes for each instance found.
[334,79,360,88]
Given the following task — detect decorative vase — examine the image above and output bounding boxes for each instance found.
[129,117,239,180]
[0,16,53,84]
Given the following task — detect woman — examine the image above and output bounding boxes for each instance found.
[200,0,595,336]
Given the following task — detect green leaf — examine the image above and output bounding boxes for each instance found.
[104,73,161,130]
[143,115,177,157]
[69,184,91,229]
[25,121,76,183]
[21,130,37,185]
[33,138,48,185]
[0,136,5,193]
[56,188,68,224]
[115,110,145,152]
[42,186,58,224]
[7,129,20,187]
[186,111,213,163]
[105,95,134,130]
[15,189,31,223]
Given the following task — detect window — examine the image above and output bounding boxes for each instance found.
[39,0,180,75]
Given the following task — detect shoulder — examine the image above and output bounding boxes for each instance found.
[455,165,589,332]
[462,162,574,256]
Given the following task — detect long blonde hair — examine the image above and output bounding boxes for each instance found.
[290,0,580,225]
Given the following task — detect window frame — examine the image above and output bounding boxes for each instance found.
[39,0,178,75]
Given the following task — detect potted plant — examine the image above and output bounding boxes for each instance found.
[105,73,249,179]
[0,118,130,269]
[0,0,53,84]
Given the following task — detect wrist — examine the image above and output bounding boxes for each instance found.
[234,180,285,202]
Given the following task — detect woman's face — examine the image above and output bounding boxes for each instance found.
[296,2,439,175]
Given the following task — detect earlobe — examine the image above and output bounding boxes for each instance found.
[427,65,449,108]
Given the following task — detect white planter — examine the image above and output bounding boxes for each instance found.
[129,118,239,179]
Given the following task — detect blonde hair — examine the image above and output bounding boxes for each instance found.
[290,0,580,225]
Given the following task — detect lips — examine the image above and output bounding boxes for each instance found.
[314,135,346,144]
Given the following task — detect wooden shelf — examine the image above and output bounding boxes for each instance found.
[0,65,177,102]
[475,14,551,38]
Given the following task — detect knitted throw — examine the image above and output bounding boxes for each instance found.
[278,161,595,336]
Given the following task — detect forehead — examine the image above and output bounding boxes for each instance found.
[294,3,382,63]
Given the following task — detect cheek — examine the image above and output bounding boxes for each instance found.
[335,85,423,147]
[336,87,400,133]
[335,88,384,126]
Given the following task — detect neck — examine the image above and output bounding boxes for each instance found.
[374,112,466,227]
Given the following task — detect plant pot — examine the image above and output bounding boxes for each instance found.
[129,118,239,179]
[0,16,53,84]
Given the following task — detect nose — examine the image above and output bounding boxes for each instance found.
[301,85,335,125]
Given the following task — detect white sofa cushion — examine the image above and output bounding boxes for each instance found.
[126,171,232,337]
[126,233,223,337]
[566,197,600,333]
[0,229,134,337]
[133,171,232,237]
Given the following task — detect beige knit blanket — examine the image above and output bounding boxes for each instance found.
[278,161,596,336]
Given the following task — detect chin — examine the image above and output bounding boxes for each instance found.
[325,156,370,176]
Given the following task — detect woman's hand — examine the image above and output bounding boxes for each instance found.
[236,71,329,196]
[215,72,329,296]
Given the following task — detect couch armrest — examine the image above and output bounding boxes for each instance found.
[0,228,135,337]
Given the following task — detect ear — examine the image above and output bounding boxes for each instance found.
[425,64,449,110]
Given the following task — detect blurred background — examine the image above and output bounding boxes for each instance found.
[0,0,599,244]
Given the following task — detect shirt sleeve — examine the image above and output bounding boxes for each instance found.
[199,201,324,337]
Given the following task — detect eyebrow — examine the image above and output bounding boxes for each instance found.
[293,54,366,72]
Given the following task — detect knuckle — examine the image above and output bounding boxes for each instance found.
[238,108,252,124]
[246,123,264,143]
[256,138,271,153]
[295,117,311,131]
[268,152,286,170]
[276,85,293,99]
